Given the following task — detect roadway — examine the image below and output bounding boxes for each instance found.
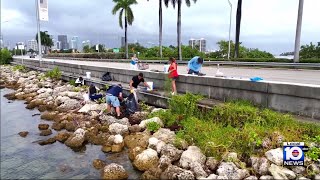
[18,56,320,85]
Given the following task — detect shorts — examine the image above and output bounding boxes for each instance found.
[106,95,120,107]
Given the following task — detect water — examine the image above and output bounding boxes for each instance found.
[1,88,140,179]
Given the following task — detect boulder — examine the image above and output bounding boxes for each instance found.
[93,159,106,170]
[148,137,159,150]
[109,123,129,136]
[40,129,52,136]
[190,162,208,178]
[156,140,166,154]
[160,144,183,162]
[57,99,81,112]
[124,132,150,149]
[78,103,107,113]
[206,157,219,172]
[38,123,50,130]
[179,146,206,169]
[159,155,171,171]
[265,148,283,166]
[114,134,123,144]
[216,162,249,180]
[38,138,56,145]
[111,143,124,153]
[65,122,76,132]
[129,111,149,125]
[51,122,65,131]
[245,176,258,180]
[36,92,51,99]
[133,148,159,171]
[291,166,306,175]
[100,115,130,126]
[64,128,86,148]
[129,125,142,133]
[40,111,58,121]
[259,175,274,180]
[128,146,145,161]
[139,117,164,129]
[269,164,296,180]
[152,128,176,144]
[55,132,71,142]
[54,96,71,106]
[18,131,29,137]
[141,167,162,180]
[37,88,53,94]
[101,163,128,180]
[160,165,195,180]
[249,157,270,175]
[101,145,112,153]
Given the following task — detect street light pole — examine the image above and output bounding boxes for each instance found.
[293,0,304,63]
[35,0,42,61]
[227,0,232,60]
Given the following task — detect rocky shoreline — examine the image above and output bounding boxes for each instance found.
[1,65,319,180]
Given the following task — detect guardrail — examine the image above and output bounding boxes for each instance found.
[44,56,320,69]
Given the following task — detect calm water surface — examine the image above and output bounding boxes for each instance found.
[0,88,140,179]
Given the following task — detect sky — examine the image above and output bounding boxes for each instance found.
[1,0,319,55]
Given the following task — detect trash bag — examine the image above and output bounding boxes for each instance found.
[101,72,112,81]
[124,93,138,115]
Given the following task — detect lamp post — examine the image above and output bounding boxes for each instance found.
[293,0,304,63]
[227,0,232,60]
[35,0,42,61]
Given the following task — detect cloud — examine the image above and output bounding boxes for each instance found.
[1,0,319,54]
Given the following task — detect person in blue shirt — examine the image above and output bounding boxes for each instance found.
[187,56,203,75]
[106,84,123,119]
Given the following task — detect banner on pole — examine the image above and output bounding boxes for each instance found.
[39,0,48,21]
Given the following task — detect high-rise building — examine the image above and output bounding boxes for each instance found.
[58,35,68,50]
[27,39,38,51]
[121,37,125,47]
[70,36,79,50]
[189,38,206,52]
[56,41,61,50]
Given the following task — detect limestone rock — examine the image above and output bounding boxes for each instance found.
[51,122,65,131]
[156,140,166,154]
[160,144,183,162]
[101,163,128,180]
[55,132,71,142]
[259,175,274,180]
[159,155,171,171]
[64,128,86,148]
[206,157,219,172]
[101,145,112,153]
[249,157,270,175]
[124,132,150,149]
[269,164,296,180]
[160,165,195,180]
[153,128,176,144]
[40,111,57,121]
[93,159,106,170]
[265,148,283,166]
[40,129,52,136]
[190,162,208,179]
[129,125,142,133]
[38,138,56,145]
[139,117,164,129]
[291,166,306,175]
[38,123,50,130]
[100,115,130,126]
[54,96,71,106]
[148,137,159,150]
[57,99,81,112]
[216,162,249,180]
[112,143,124,153]
[114,134,124,144]
[78,103,107,113]
[128,146,145,161]
[179,146,206,169]
[109,123,129,136]
[245,176,258,180]
[141,167,162,180]
[133,148,159,171]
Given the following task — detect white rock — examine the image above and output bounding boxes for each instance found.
[57,99,81,112]
[160,144,183,162]
[151,108,164,113]
[153,128,176,144]
[133,148,159,171]
[101,163,128,179]
[269,164,296,180]
[250,157,270,175]
[139,117,164,129]
[179,146,206,169]
[265,148,283,166]
[36,92,51,99]
[148,137,159,150]
[114,134,123,144]
[245,176,258,180]
[78,103,107,113]
[156,140,166,154]
[296,177,310,180]
[259,175,274,180]
[217,162,249,180]
[109,123,129,135]
[190,162,208,179]
[37,88,53,94]
[55,96,71,106]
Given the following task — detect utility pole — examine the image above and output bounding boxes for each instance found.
[35,0,42,61]
[227,0,232,60]
[293,0,304,63]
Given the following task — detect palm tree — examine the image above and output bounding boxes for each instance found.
[165,0,197,61]
[35,31,53,54]
[147,0,165,58]
[112,0,138,59]
[234,0,242,58]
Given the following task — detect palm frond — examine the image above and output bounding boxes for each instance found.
[112,3,122,15]
[119,8,124,29]
[127,7,134,25]
[185,0,191,7]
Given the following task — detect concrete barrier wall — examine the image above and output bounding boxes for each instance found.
[13,58,320,119]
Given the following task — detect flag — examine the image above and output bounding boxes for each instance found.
[39,0,49,21]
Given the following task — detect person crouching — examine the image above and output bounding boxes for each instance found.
[106,84,123,119]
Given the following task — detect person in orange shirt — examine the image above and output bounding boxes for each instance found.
[168,57,179,95]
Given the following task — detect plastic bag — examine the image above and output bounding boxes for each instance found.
[101,72,112,81]
[124,93,138,115]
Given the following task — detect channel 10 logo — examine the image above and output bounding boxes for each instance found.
[283,142,308,166]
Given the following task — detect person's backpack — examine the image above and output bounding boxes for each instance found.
[124,93,138,115]
[101,72,112,81]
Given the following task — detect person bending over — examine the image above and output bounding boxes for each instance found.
[129,73,150,103]
[106,84,123,119]
[187,56,203,75]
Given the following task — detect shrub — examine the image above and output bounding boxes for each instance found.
[45,67,62,80]
[69,79,76,86]
[0,49,12,64]
[146,121,161,132]
[13,65,27,72]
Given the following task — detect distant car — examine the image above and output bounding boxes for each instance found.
[30,54,36,58]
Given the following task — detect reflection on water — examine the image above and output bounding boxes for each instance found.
[1,88,140,179]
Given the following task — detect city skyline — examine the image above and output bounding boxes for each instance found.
[1,0,320,54]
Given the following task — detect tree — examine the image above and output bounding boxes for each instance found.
[300,42,320,59]
[112,0,138,59]
[165,0,197,61]
[234,0,242,58]
[83,45,91,53]
[0,48,12,64]
[35,31,54,54]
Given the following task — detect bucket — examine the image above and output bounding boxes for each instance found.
[164,65,170,73]
[86,72,91,79]
[146,82,153,91]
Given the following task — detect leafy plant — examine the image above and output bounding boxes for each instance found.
[169,92,202,119]
[164,76,172,94]
[13,65,26,72]
[139,102,150,111]
[45,67,62,80]
[146,121,161,132]
[96,97,106,104]
[69,79,76,86]
[0,48,12,64]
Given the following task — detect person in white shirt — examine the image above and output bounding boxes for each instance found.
[130,54,139,70]
[75,77,84,87]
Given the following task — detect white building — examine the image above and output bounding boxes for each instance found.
[189,38,206,52]
[56,41,61,50]
[69,36,79,50]
[82,40,91,47]
[0,35,3,49]
[27,40,38,51]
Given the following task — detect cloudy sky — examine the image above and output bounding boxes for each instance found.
[1,0,319,54]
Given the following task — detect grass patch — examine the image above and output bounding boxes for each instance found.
[149,93,320,160]
[45,67,62,80]
[146,121,161,133]
[13,65,27,72]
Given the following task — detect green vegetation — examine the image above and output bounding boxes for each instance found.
[35,31,54,54]
[45,67,62,80]
[12,65,27,72]
[146,121,161,133]
[300,42,320,59]
[0,48,12,64]
[148,93,320,159]
[69,79,76,86]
